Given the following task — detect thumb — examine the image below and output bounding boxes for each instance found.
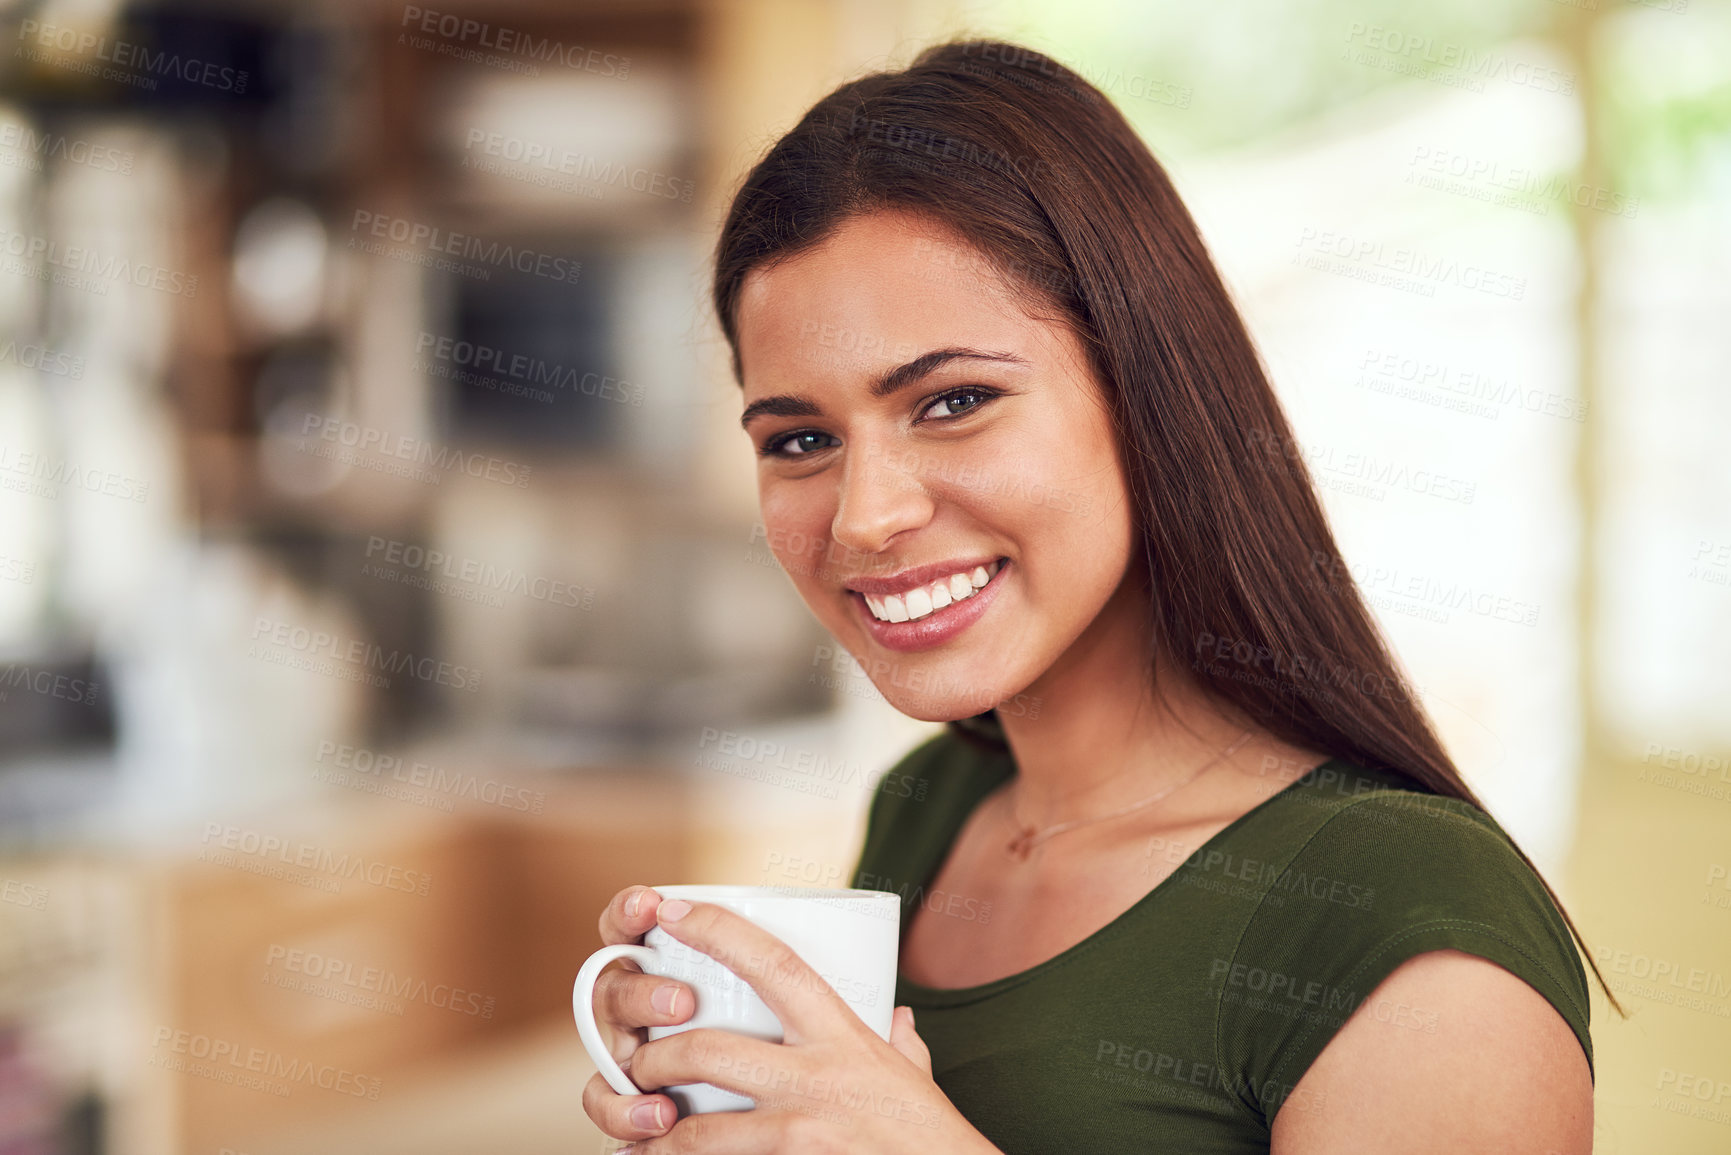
[887,1005,931,1074]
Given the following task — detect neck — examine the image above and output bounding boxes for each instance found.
[993,564,1252,828]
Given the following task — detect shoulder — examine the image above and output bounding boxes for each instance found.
[1269,947,1594,1153]
[1215,765,1594,1125]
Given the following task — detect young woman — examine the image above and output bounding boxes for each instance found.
[581,39,1611,1153]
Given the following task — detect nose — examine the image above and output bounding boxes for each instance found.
[830,443,936,558]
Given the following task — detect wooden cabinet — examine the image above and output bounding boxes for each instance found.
[141,769,700,1154]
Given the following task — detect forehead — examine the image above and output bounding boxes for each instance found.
[733,211,1042,390]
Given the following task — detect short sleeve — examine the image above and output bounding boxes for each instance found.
[1214,790,1594,1124]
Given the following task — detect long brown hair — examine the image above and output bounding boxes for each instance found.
[710,38,1621,1014]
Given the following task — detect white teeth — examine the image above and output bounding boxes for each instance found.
[860,561,1004,624]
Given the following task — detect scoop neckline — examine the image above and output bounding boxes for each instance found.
[894,755,1348,1007]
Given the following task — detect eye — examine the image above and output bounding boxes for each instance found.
[760,429,838,459]
[920,386,999,421]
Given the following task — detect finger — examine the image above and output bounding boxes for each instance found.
[595,968,695,1035]
[580,1070,677,1143]
[625,1028,792,1103]
[651,899,856,1041]
[888,1005,931,1074]
[600,885,664,946]
[621,1107,792,1155]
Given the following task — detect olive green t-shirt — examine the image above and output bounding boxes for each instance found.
[850,726,1593,1153]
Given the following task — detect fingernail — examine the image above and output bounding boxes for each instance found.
[626,889,643,918]
[658,899,691,922]
[630,1101,666,1132]
[651,984,682,1017]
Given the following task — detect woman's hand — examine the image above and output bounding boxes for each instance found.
[582,896,1001,1154]
[580,885,698,1143]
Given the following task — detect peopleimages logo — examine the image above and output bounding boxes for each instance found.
[0,226,198,297]
[0,879,48,911]
[363,535,594,609]
[414,332,643,406]
[461,128,694,202]
[298,414,532,488]
[0,123,134,175]
[1406,145,1639,219]
[695,727,929,802]
[150,1027,380,1099]
[264,944,496,1019]
[17,20,250,93]
[314,740,546,814]
[398,5,630,78]
[0,337,84,378]
[199,823,433,896]
[349,211,581,284]
[1293,226,1527,300]
[1352,346,1587,424]
[0,444,150,503]
[249,616,484,693]
[0,662,100,707]
[1342,22,1575,96]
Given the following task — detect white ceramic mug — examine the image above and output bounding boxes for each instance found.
[572,884,901,1116]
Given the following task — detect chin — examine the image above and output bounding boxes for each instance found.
[877,693,990,724]
[808,597,1037,723]
[848,656,1022,723]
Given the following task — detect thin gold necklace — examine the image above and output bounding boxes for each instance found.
[1002,729,1255,860]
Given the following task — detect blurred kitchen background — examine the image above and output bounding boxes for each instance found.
[0,0,1724,1151]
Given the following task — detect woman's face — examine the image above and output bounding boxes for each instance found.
[734,210,1139,721]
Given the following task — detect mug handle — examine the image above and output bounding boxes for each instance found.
[573,943,661,1096]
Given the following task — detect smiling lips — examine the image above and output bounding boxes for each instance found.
[847,558,1004,623]
[859,561,1000,622]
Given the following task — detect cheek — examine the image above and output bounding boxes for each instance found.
[759,466,834,520]
[1007,417,1134,591]
[759,483,836,586]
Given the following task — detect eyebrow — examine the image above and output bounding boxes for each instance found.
[738,347,1028,429]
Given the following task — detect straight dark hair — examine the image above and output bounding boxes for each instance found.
[710,38,1620,1015]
